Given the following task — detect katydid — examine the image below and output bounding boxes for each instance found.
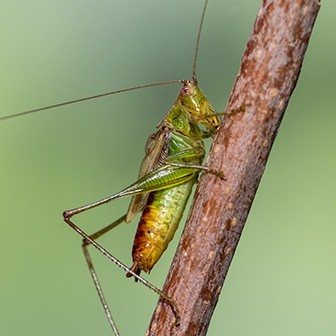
[61,78,245,335]
[0,0,245,335]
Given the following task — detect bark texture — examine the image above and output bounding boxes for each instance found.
[147,0,321,335]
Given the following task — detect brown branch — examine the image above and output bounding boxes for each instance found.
[147,0,321,335]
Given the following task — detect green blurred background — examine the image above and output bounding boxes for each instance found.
[1,0,335,335]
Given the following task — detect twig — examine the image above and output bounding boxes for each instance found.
[146,0,321,335]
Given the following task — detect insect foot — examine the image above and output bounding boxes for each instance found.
[226,103,251,118]
[207,168,227,180]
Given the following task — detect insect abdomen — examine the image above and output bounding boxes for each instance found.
[129,176,196,275]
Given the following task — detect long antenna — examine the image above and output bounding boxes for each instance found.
[0,80,183,121]
[2,0,210,122]
[193,0,209,78]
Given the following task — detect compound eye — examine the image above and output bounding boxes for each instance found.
[180,85,191,97]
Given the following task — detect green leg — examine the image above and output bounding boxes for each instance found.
[62,158,223,334]
[165,161,226,180]
[62,164,202,334]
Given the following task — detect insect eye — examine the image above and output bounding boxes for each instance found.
[180,86,190,97]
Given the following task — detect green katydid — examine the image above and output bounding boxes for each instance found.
[0,0,246,335]
[61,79,245,334]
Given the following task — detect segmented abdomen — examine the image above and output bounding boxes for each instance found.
[131,176,196,275]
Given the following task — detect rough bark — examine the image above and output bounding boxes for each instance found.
[147,0,321,335]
